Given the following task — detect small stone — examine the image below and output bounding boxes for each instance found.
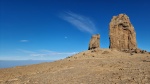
[83,53,85,55]
[135,48,141,53]
[102,51,109,54]
[130,53,134,55]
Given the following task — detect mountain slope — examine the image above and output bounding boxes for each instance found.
[0,49,150,84]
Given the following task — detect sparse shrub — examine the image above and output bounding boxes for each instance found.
[66,56,71,58]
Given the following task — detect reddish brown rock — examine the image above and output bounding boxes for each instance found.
[109,14,137,51]
[88,34,100,50]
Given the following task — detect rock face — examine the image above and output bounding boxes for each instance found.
[88,34,100,50]
[109,14,137,51]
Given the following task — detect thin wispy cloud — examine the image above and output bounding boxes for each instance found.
[61,11,97,34]
[20,40,29,42]
[18,49,35,54]
[30,52,77,57]
[19,49,78,57]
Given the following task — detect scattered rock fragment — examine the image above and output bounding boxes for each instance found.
[135,48,141,53]
[102,51,109,54]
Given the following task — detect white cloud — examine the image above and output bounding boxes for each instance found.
[61,11,97,34]
[20,40,29,42]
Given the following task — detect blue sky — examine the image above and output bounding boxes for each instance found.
[0,0,150,60]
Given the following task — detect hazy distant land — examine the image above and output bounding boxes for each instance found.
[0,60,54,68]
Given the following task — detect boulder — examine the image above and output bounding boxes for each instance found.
[135,49,141,53]
[88,34,100,50]
[109,14,137,51]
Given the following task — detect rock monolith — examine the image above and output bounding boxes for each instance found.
[88,34,100,50]
[109,14,137,51]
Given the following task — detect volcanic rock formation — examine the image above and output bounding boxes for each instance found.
[88,34,100,50]
[109,14,137,51]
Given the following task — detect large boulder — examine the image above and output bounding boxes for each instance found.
[88,34,100,50]
[109,14,137,51]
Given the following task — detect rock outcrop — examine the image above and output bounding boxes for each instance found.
[109,14,137,51]
[88,34,100,50]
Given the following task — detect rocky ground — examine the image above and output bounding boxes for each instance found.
[0,49,150,84]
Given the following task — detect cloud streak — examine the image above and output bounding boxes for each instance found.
[20,40,29,42]
[31,50,77,57]
[61,11,97,34]
[19,49,78,57]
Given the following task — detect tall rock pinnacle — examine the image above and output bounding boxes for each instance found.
[109,14,137,51]
[88,34,100,50]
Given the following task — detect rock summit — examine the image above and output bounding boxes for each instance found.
[88,34,100,50]
[109,14,137,51]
